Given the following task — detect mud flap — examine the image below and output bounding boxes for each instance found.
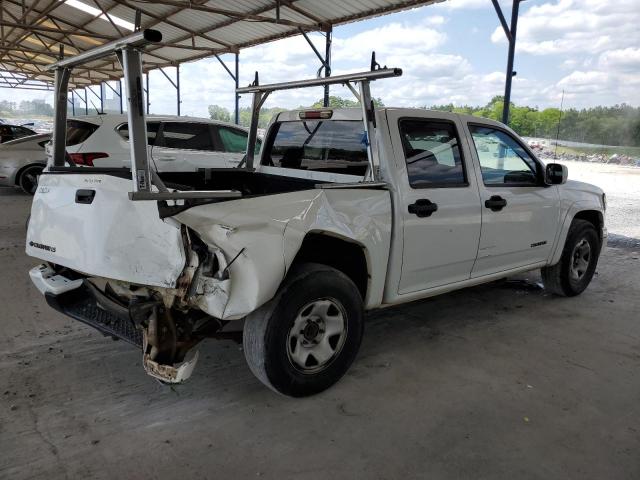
[141,331,199,383]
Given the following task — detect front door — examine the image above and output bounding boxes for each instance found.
[387,111,482,294]
[464,124,561,277]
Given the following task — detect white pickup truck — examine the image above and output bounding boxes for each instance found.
[25,33,606,396]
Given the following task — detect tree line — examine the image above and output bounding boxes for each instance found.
[0,99,54,117]
[208,95,640,147]
[429,97,640,147]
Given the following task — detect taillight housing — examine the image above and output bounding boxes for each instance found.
[68,152,109,166]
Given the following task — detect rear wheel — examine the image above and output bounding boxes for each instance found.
[18,165,43,195]
[243,263,364,397]
[542,219,600,296]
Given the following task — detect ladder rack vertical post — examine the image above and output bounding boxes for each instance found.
[245,89,263,171]
[52,67,70,167]
[122,47,151,193]
[358,80,378,182]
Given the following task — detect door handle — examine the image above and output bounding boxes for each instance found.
[485,195,507,212]
[408,199,438,218]
[158,156,176,161]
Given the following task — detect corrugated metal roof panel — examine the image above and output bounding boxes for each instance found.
[0,0,440,89]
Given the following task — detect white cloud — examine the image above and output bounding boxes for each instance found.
[332,21,446,63]
[599,48,640,73]
[492,0,640,56]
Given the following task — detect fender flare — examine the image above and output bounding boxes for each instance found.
[548,200,604,265]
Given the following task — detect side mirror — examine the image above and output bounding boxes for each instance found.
[545,163,568,185]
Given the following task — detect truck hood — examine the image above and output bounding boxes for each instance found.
[563,179,604,197]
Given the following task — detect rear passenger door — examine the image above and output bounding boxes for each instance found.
[464,124,560,277]
[152,121,230,172]
[387,111,482,293]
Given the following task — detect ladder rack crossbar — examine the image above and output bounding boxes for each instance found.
[236,68,402,94]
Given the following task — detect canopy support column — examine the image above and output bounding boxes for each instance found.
[492,0,521,125]
[299,27,332,107]
[235,53,240,125]
[159,66,181,116]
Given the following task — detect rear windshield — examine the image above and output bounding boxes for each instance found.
[66,120,99,146]
[262,120,368,177]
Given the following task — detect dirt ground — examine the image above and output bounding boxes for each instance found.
[1,163,639,479]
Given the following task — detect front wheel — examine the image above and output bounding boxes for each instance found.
[18,165,43,195]
[243,263,364,397]
[541,219,600,296]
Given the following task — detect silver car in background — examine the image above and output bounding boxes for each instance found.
[0,134,50,194]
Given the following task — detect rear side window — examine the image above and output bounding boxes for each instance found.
[263,120,368,176]
[399,119,466,187]
[159,122,214,151]
[217,126,247,152]
[116,121,161,145]
[66,120,99,146]
[12,126,34,136]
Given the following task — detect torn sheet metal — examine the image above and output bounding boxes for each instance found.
[176,187,392,319]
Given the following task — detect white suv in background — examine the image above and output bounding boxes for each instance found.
[62,114,252,170]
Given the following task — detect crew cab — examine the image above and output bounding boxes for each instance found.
[25,33,606,396]
[26,105,607,396]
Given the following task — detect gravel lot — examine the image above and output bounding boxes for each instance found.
[1,163,639,480]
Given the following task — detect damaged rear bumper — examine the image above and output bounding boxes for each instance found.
[36,269,144,347]
[30,264,199,383]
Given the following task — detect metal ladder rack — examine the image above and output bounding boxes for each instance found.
[237,57,402,182]
[47,29,401,199]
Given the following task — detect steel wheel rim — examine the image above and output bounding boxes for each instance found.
[570,238,591,281]
[286,298,348,374]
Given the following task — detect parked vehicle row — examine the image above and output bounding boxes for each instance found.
[0,114,252,194]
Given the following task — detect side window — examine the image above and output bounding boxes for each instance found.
[469,125,539,185]
[66,120,99,146]
[116,121,161,145]
[12,126,33,136]
[399,119,466,187]
[158,122,215,151]
[217,126,247,153]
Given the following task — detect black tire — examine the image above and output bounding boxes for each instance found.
[541,219,600,297]
[18,164,43,195]
[243,263,364,397]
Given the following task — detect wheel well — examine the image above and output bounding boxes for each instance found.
[290,232,369,300]
[14,163,45,186]
[574,210,603,243]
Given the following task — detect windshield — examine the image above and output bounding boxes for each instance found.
[262,120,368,177]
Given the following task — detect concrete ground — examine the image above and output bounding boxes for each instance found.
[1,163,639,480]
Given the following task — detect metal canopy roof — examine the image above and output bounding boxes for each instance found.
[0,0,441,90]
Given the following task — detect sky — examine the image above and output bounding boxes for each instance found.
[2,0,639,118]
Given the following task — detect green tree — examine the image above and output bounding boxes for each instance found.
[208,104,231,122]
